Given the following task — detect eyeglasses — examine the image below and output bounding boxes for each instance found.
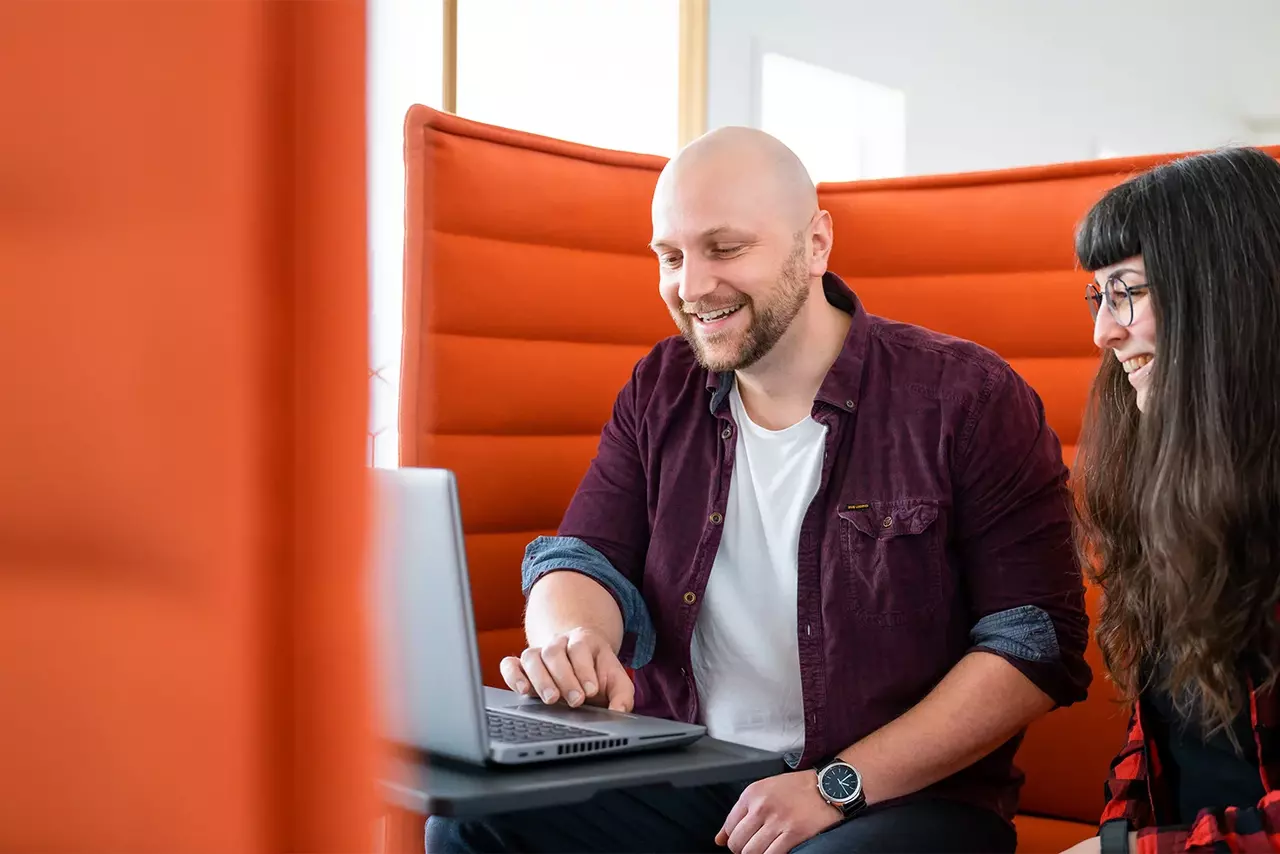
[1085,276,1150,327]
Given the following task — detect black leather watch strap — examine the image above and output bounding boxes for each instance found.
[1099,819,1131,854]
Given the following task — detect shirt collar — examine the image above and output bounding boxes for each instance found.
[705,271,870,415]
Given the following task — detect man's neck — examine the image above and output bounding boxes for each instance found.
[734,291,851,431]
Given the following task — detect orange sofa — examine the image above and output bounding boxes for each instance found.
[400,104,1280,851]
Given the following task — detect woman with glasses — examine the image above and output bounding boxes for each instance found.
[1064,145,1280,853]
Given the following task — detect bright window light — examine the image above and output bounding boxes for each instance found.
[759,52,906,182]
[367,0,444,467]
[456,0,681,156]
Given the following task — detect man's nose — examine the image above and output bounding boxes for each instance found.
[677,256,717,306]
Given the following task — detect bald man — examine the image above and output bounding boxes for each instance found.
[426,128,1091,853]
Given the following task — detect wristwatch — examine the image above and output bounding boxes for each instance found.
[815,759,867,819]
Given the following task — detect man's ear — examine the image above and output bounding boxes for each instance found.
[808,209,834,276]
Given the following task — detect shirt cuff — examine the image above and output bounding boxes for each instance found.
[521,535,657,669]
[969,604,1060,663]
[968,604,1089,707]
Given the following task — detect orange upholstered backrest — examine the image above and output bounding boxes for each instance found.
[400,107,674,685]
[820,146,1280,824]
[0,3,376,851]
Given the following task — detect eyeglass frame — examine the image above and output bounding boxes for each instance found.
[1085,275,1151,328]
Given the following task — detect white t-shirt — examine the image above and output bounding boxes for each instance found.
[688,382,827,753]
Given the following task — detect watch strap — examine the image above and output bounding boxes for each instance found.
[1099,819,1131,854]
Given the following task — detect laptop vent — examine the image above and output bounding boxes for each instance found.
[557,738,629,756]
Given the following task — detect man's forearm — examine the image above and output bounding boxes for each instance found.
[836,650,1054,805]
[525,569,625,652]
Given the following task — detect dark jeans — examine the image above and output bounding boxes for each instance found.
[424,778,1016,854]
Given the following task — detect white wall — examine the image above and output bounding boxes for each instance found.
[708,0,1280,177]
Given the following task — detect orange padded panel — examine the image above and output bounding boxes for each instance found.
[425,335,653,435]
[429,232,671,346]
[403,107,671,667]
[0,2,375,851]
[848,271,1097,359]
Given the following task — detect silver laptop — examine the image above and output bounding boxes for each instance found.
[369,465,705,766]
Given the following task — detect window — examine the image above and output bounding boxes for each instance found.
[367,0,444,467]
[364,0,700,468]
[456,0,681,156]
[759,52,906,183]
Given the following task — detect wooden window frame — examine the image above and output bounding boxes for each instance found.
[439,0,706,147]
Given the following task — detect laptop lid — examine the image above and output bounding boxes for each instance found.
[368,466,488,763]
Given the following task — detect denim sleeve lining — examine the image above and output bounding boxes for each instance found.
[970,604,1060,663]
[520,535,656,669]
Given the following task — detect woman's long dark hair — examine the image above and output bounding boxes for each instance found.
[1073,146,1280,739]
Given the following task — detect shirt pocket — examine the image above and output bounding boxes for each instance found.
[837,498,946,626]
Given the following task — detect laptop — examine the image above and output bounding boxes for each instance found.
[369,465,706,766]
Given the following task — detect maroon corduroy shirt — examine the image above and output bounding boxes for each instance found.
[522,271,1092,823]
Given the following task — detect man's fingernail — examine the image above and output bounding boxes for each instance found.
[567,691,582,705]
[542,690,556,702]
[515,680,528,693]
[583,682,597,695]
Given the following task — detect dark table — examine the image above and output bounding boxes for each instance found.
[379,737,788,819]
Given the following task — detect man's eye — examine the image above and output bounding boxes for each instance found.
[712,246,742,257]
[659,254,682,269]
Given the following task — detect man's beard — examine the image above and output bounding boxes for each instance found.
[673,245,810,373]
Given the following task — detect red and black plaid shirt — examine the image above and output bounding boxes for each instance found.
[1101,674,1280,851]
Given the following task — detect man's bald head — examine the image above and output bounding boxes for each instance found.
[648,127,835,375]
[652,126,818,234]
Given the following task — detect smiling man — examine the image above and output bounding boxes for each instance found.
[425,127,1093,854]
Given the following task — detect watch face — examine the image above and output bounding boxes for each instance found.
[819,763,861,803]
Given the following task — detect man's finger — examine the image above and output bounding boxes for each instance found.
[726,808,766,854]
[760,832,797,854]
[716,794,749,847]
[564,638,600,704]
[539,636,586,706]
[498,656,533,696]
[599,655,635,712]
[519,647,559,704]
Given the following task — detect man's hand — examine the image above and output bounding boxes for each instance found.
[499,626,635,712]
[715,771,842,854]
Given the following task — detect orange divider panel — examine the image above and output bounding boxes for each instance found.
[0,2,376,851]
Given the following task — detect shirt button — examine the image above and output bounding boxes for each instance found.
[845,399,856,409]
[721,426,732,439]
[710,511,723,524]
[882,516,894,528]
[683,591,697,605]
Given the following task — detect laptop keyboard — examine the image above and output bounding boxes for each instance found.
[486,708,608,744]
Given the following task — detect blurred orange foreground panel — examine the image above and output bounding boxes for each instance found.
[0,2,377,851]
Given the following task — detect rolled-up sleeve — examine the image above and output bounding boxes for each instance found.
[520,359,657,669]
[954,363,1092,708]
[521,536,656,668]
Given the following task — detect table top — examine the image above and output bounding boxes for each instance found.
[379,737,787,818]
